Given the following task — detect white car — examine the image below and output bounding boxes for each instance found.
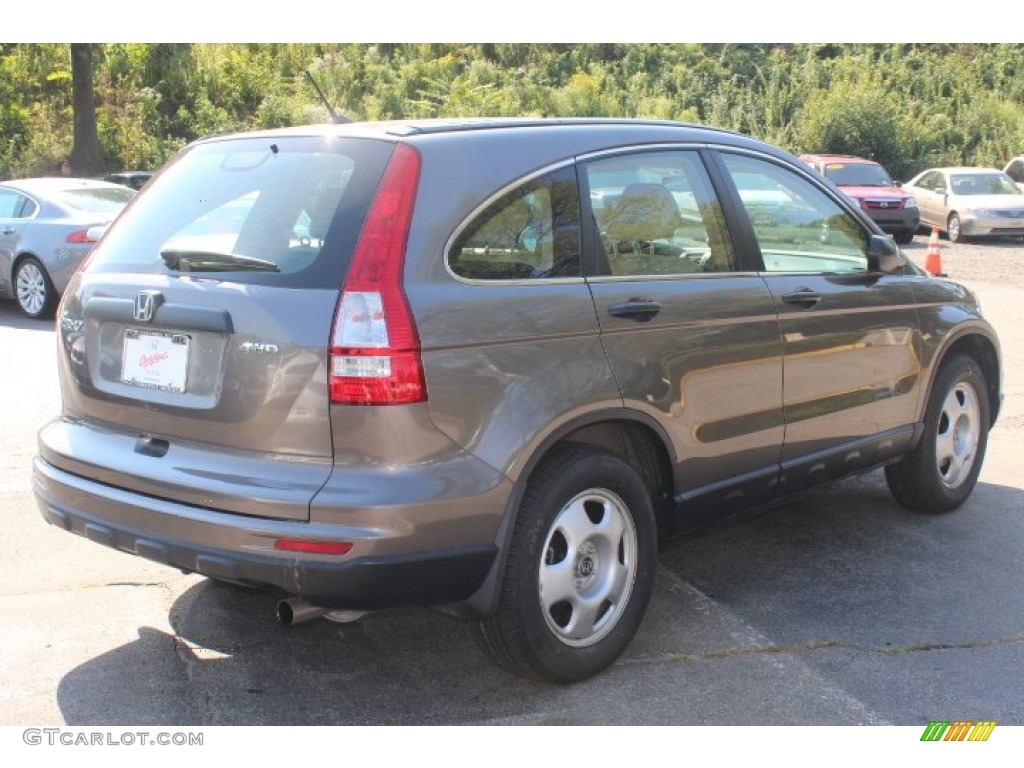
[904,167,1024,242]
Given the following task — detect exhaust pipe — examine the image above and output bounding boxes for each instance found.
[277,598,329,626]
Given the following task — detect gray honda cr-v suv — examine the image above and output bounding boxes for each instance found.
[35,118,1001,682]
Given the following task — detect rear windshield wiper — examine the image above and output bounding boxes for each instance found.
[160,249,280,273]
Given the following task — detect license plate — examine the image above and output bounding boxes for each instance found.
[121,329,190,393]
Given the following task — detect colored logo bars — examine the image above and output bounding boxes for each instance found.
[920,721,996,742]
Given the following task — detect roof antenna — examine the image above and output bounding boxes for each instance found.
[305,70,351,124]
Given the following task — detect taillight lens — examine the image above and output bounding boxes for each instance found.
[66,228,98,244]
[330,143,425,405]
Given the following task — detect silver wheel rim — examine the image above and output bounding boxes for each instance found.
[948,216,960,242]
[16,262,47,315]
[935,380,980,489]
[538,488,638,648]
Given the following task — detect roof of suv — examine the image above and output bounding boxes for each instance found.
[197,118,763,153]
[196,119,788,185]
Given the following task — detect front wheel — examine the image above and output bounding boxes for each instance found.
[894,228,915,245]
[947,213,964,243]
[478,446,657,683]
[886,355,990,512]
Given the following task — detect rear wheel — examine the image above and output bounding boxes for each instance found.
[478,446,657,683]
[886,355,989,512]
[15,257,56,319]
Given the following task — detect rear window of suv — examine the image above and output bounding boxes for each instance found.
[85,136,395,289]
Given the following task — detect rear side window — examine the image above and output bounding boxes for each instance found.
[86,136,395,289]
[448,166,581,280]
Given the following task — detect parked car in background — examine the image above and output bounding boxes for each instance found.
[904,167,1024,242]
[34,119,1001,683]
[800,154,919,243]
[0,178,135,318]
[104,171,153,191]
[1002,156,1024,193]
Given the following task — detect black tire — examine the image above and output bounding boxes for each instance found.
[478,446,657,683]
[886,355,990,513]
[894,229,915,245]
[947,213,964,243]
[14,256,57,319]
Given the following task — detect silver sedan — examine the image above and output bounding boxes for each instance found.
[904,167,1024,242]
[0,178,134,318]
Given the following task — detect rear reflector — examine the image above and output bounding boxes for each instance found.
[274,539,353,556]
[330,143,425,405]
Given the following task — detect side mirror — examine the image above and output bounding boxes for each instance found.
[935,186,948,196]
[867,234,905,274]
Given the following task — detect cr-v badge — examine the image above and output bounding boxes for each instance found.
[239,342,279,355]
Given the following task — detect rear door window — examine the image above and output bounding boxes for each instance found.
[85,136,395,288]
[585,151,735,275]
[0,189,34,218]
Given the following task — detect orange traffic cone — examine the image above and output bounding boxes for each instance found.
[924,226,946,277]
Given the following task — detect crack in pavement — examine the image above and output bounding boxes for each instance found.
[0,579,186,599]
[623,633,1024,666]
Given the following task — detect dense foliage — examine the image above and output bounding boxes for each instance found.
[3,43,1024,180]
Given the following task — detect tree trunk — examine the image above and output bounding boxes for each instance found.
[69,43,104,175]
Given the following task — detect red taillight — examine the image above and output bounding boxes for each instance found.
[330,143,425,405]
[66,228,98,244]
[274,539,353,556]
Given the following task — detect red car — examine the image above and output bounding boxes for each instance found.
[800,154,920,244]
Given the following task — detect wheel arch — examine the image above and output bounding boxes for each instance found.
[12,250,44,275]
[463,408,676,618]
[924,329,1001,429]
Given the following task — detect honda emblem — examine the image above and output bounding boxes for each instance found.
[133,290,163,322]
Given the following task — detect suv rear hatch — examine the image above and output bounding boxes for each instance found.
[47,134,396,521]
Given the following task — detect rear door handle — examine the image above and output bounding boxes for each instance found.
[609,300,662,321]
[781,289,821,308]
[1,227,15,235]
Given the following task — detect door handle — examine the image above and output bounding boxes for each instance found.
[1,227,15,235]
[609,300,662,321]
[782,289,821,308]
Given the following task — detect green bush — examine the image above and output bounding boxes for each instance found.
[4,43,1024,179]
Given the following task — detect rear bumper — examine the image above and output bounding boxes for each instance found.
[33,457,498,610]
